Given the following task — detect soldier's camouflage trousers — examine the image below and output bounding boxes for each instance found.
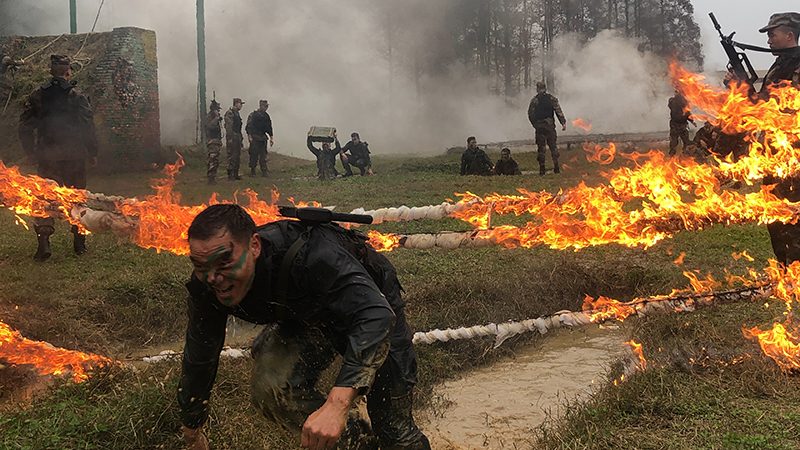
[535,123,559,167]
[206,139,222,178]
[669,121,690,156]
[251,321,430,450]
[226,137,243,175]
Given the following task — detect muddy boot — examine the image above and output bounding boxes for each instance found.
[227,170,234,181]
[261,170,268,178]
[72,225,87,255]
[33,232,52,262]
[553,162,560,174]
[207,176,217,185]
[539,164,546,176]
[250,167,256,176]
[233,172,242,180]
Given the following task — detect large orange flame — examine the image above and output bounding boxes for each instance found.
[0,321,114,382]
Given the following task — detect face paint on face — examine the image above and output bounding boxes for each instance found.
[189,229,260,307]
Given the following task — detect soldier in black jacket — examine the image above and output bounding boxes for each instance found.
[494,148,522,175]
[340,132,373,176]
[245,100,274,177]
[224,98,245,181]
[460,136,493,176]
[528,81,567,175]
[18,54,98,262]
[179,204,430,450]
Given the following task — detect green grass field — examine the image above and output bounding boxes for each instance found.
[1,144,798,450]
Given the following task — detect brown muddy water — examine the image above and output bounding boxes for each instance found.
[422,325,633,450]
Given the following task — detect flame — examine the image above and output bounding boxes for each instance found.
[732,250,755,262]
[624,339,647,369]
[583,294,636,323]
[673,252,685,265]
[572,118,592,131]
[0,321,114,382]
[368,230,401,252]
[584,142,616,165]
[743,323,800,372]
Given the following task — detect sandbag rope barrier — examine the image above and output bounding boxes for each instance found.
[132,283,770,363]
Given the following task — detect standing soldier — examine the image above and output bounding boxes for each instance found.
[224,98,245,181]
[18,54,99,262]
[245,99,274,177]
[667,90,695,156]
[528,81,567,175]
[203,99,223,185]
[754,12,800,265]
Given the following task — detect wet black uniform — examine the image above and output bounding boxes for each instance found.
[340,140,372,176]
[460,147,493,175]
[179,221,430,449]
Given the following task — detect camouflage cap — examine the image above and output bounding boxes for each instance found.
[759,12,800,33]
[536,81,547,90]
[50,54,70,67]
[259,99,269,107]
[233,97,244,105]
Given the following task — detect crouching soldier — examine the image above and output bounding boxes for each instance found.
[340,132,373,176]
[179,204,431,450]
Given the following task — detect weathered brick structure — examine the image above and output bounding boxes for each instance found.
[0,27,163,171]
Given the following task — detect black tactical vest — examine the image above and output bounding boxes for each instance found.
[39,79,82,146]
[533,92,555,122]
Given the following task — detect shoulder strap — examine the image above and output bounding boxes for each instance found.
[273,229,309,319]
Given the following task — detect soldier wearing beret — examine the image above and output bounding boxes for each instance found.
[528,81,567,176]
[203,99,223,185]
[224,98,245,181]
[755,12,800,266]
[245,99,274,177]
[18,54,99,262]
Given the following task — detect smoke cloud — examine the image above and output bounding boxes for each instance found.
[1,1,684,157]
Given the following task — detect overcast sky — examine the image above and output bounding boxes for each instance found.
[692,0,799,71]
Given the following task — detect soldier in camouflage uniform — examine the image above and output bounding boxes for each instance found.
[203,100,223,185]
[668,91,695,156]
[179,204,431,450]
[246,100,274,177]
[754,13,800,265]
[308,129,341,180]
[528,81,567,175]
[18,54,99,262]
[224,98,245,181]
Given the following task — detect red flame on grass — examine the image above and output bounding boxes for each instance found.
[0,321,114,382]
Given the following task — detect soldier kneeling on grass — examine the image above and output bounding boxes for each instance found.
[179,204,431,450]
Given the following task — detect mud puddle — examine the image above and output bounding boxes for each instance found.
[424,325,632,450]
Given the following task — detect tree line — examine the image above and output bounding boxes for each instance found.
[374,0,703,98]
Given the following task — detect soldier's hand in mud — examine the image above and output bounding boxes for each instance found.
[182,425,209,450]
[301,387,356,450]
[561,123,567,131]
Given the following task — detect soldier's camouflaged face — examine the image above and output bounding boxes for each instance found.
[189,229,259,307]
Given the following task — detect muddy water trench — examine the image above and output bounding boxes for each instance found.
[423,325,634,450]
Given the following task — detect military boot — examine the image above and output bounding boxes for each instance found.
[250,167,256,176]
[33,232,52,262]
[233,172,242,180]
[72,225,87,255]
[227,170,234,181]
[539,164,546,176]
[208,176,217,185]
[553,162,561,174]
[261,170,268,178]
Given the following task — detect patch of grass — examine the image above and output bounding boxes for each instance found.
[0,144,785,449]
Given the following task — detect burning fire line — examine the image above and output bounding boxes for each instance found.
[0,321,115,382]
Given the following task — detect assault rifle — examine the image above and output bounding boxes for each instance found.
[709,12,759,87]
[279,206,373,225]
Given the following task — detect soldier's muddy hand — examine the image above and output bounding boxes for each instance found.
[300,386,355,450]
[182,425,209,450]
[562,123,567,131]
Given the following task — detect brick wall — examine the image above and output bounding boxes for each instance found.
[91,27,162,170]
